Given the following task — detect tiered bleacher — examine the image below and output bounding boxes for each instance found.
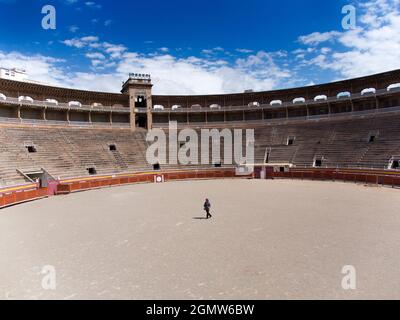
[1,69,400,189]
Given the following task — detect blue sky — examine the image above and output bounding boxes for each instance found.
[0,0,399,94]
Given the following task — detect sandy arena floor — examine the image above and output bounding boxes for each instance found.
[1,179,400,300]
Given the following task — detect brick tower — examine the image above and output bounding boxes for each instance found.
[121,73,153,131]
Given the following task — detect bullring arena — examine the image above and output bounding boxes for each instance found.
[1,70,400,299]
[1,179,400,299]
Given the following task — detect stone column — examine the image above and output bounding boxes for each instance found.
[128,88,136,132]
[146,93,153,130]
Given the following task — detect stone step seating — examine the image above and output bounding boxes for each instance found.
[2,111,400,186]
[253,113,400,168]
[0,126,152,186]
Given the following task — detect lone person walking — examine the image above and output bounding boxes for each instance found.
[204,198,212,219]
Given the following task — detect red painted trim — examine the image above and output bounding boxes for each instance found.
[259,167,400,187]
[0,187,48,209]
[2,167,400,210]
[56,168,243,195]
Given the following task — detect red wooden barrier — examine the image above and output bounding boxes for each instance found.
[2,166,400,210]
[55,168,246,195]
[0,184,48,209]
[261,167,400,188]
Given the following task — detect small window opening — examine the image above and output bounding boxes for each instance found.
[26,145,37,153]
[214,162,222,168]
[87,167,97,175]
[391,160,399,169]
[368,135,376,143]
[153,163,160,170]
[287,136,295,146]
[280,166,285,172]
[314,158,323,167]
[109,144,117,151]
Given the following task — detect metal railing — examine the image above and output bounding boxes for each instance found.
[151,88,400,113]
[0,96,129,113]
[151,105,400,128]
[0,116,130,128]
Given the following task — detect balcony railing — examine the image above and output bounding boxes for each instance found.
[0,96,130,113]
[152,105,400,128]
[151,88,400,113]
[0,116,130,128]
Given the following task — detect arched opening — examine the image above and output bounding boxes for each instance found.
[69,101,82,107]
[337,91,351,99]
[293,97,306,104]
[387,83,400,92]
[270,100,282,106]
[314,95,327,102]
[389,157,400,170]
[136,114,147,128]
[171,105,182,111]
[18,96,34,103]
[153,105,165,111]
[87,167,97,175]
[209,104,221,110]
[248,101,260,107]
[313,156,324,167]
[45,99,58,106]
[135,95,147,109]
[361,88,376,96]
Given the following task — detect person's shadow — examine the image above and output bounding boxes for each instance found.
[193,217,208,220]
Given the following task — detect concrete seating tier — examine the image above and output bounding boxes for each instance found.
[1,111,400,187]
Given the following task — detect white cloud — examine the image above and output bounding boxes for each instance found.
[80,36,99,42]
[69,25,79,33]
[297,0,400,79]
[115,50,291,94]
[236,48,253,53]
[62,39,85,48]
[85,1,101,9]
[6,0,398,95]
[0,51,67,86]
[320,47,331,54]
[85,52,106,60]
[202,47,225,55]
[62,36,99,48]
[298,31,341,45]
[103,43,127,59]
[0,44,293,95]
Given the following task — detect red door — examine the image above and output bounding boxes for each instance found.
[47,180,59,196]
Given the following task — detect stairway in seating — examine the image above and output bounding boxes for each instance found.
[110,149,128,171]
[358,145,371,163]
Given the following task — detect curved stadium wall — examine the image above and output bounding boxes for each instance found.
[1,69,400,208]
